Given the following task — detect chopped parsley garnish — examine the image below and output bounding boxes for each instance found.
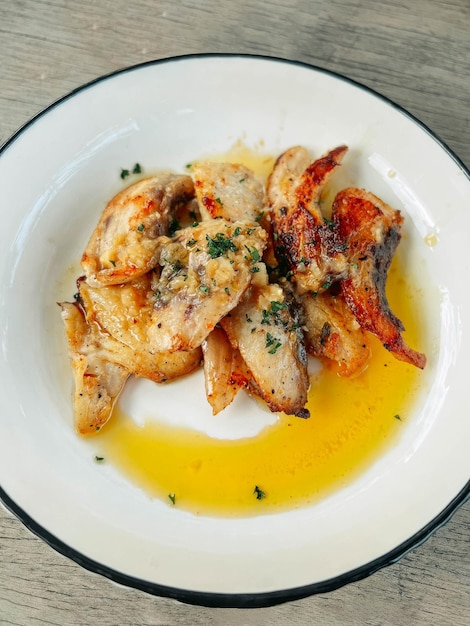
[233,226,241,237]
[265,332,282,354]
[261,301,287,326]
[132,163,142,174]
[255,211,264,222]
[199,285,210,295]
[244,245,260,264]
[137,223,145,232]
[109,259,116,267]
[394,414,402,421]
[239,177,246,183]
[94,455,104,463]
[187,238,197,247]
[215,197,223,206]
[206,233,238,258]
[253,485,266,500]
[168,493,176,505]
[120,168,130,179]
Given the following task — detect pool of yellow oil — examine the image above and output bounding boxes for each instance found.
[92,145,426,517]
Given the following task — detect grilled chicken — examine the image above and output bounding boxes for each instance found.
[77,276,202,379]
[300,289,371,377]
[60,301,129,435]
[332,187,426,369]
[221,283,309,417]
[202,326,250,415]
[192,161,265,222]
[267,145,349,293]
[147,219,268,352]
[81,174,195,287]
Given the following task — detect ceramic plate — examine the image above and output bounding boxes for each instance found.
[0,54,469,608]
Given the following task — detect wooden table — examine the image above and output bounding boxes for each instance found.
[1,1,469,624]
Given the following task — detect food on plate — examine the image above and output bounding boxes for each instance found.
[192,161,265,222]
[220,283,309,417]
[147,219,267,352]
[201,326,249,415]
[300,288,371,377]
[267,145,349,294]
[60,301,129,434]
[332,187,426,369]
[81,173,194,287]
[61,144,426,435]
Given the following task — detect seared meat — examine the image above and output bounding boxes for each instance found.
[77,276,202,379]
[192,161,265,222]
[267,145,349,293]
[300,289,371,377]
[221,283,309,417]
[202,326,250,415]
[147,219,268,352]
[81,174,194,287]
[59,302,129,435]
[332,187,426,369]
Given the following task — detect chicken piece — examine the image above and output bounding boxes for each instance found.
[202,326,250,415]
[332,187,426,369]
[192,162,265,222]
[221,283,309,417]
[59,301,129,435]
[267,145,349,293]
[77,276,202,378]
[147,219,267,352]
[300,289,371,377]
[81,174,195,287]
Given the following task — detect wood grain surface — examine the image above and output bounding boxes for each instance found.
[1,1,469,624]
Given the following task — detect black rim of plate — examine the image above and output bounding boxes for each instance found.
[1,53,469,609]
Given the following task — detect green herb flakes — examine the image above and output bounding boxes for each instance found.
[265,332,282,354]
[206,233,238,258]
[253,485,266,500]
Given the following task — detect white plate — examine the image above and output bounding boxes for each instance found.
[0,54,469,607]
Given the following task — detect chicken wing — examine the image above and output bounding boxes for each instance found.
[267,145,349,293]
[332,187,426,369]
[81,174,195,287]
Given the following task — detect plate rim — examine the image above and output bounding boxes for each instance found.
[1,482,469,608]
[1,52,469,608]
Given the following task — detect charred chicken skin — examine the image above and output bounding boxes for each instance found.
[267,145,349,294]
[332,187,426,369]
